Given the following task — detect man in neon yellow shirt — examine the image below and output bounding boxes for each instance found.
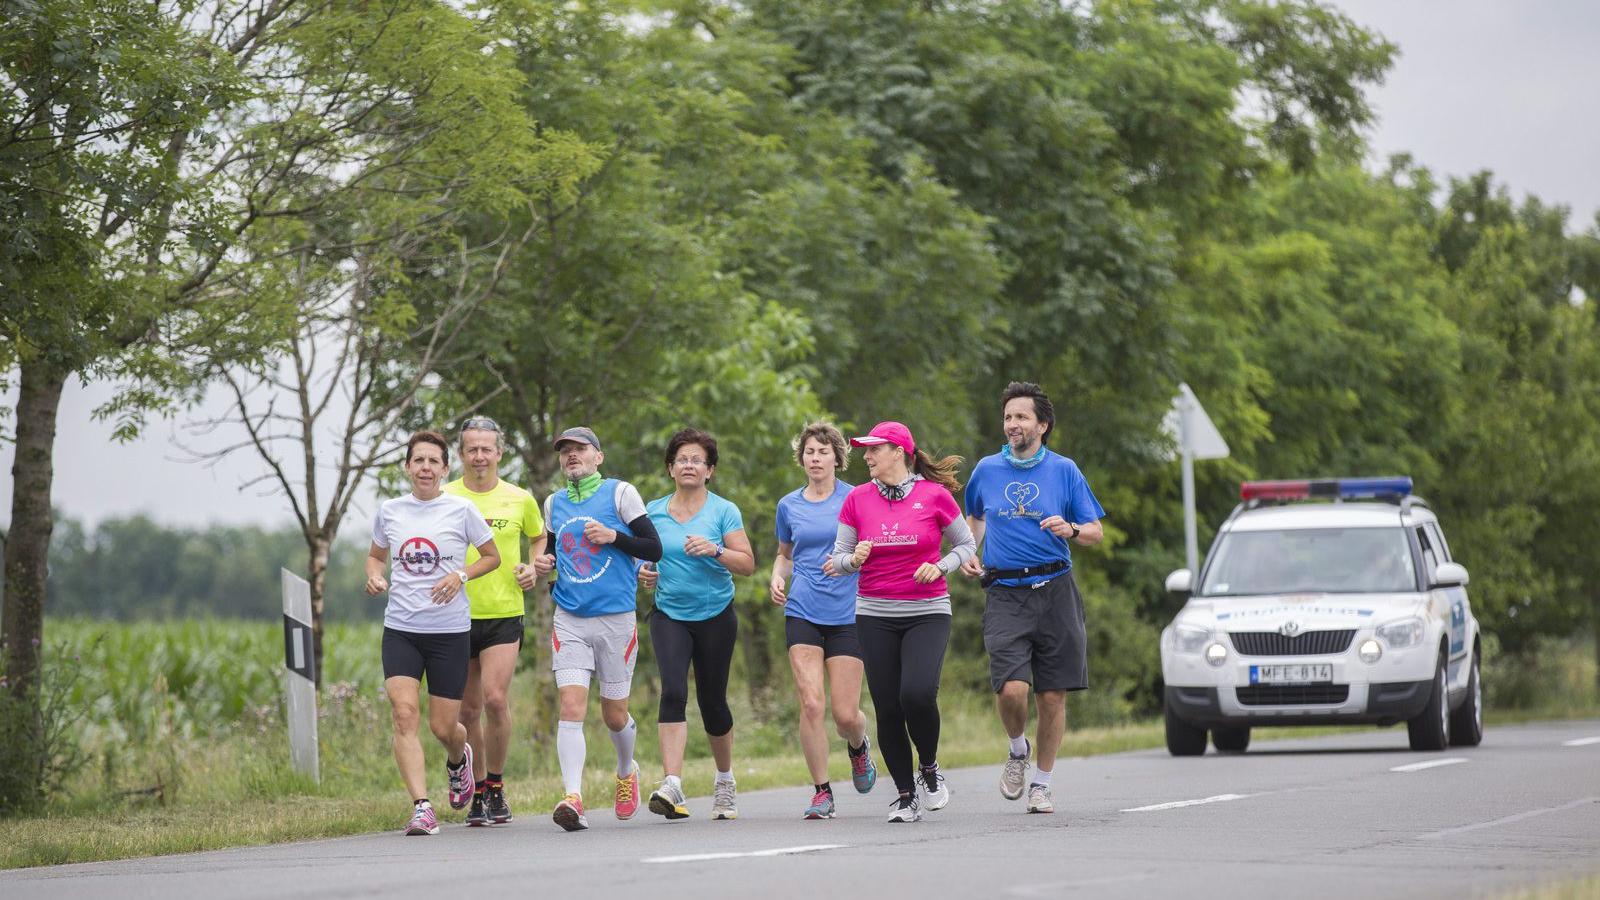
[444,416,545,826]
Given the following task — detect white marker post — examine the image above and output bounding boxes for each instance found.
[1161,384,1229,575]
[281,569,320,783]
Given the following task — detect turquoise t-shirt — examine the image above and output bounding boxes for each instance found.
[647,491,745,621]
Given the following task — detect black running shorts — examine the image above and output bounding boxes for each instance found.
[382,627,470,700]
[469,615,524,659]
[784,616,864,660]
[982,570,1088,694]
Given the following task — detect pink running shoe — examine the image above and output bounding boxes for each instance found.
[404,803,440,836]
[614,762,641,820]
[553,793,589,832]
[447,743,475,810]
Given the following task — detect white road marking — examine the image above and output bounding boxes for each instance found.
[1561,736,1600,747]
[1418,797,1600,840]
[643,844,846,864]
[1121,794,1249,813]
[1390,757,1469,773]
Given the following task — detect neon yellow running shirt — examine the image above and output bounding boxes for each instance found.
[443,477,545,620]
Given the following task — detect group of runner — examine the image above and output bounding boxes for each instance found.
[365,381,1104,834]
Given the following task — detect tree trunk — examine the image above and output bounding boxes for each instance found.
[1,359,66,698]
[308,532,330,690]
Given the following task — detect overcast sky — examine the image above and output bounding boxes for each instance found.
[5,0,1599,531]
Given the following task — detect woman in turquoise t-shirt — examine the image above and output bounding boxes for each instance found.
[637,428,756,821]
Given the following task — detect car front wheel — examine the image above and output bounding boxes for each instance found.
[1407,650,1450,752]
[1165,695,1208,756]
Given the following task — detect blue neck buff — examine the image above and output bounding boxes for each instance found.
[1002,443,1048,469]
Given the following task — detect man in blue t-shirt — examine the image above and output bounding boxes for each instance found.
[962,382,1104,816]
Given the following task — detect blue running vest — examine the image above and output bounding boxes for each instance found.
[548,479,638,617]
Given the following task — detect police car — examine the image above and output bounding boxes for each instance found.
[1160,477,1482,755]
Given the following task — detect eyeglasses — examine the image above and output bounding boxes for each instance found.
[674,457,708,467]
[460,416,502,434]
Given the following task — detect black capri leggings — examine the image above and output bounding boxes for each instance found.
[857,612,951,796]
[650,602,738,736]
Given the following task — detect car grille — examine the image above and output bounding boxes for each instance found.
[1229,629,1356,656]
[1235,685,1350,706]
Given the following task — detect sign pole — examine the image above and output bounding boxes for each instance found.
[1163,383,1229,578]
[281,568,320,783]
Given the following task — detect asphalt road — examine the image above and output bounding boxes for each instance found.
[5,720,1598,899]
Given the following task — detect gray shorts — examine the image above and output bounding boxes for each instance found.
[982,570,1088,694]
[551,607,638,700]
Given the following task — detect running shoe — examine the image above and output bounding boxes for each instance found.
[404,803,440,836]
[804,788,836,820]
[648,779,690,820]
[849,736,878,794]
[886,793,921,823]
[465,791,490,827]
[486,784,512,824]
[711,778,738,820]
[1027,782,1054,814]
[614,762,641,820]
[447,743,475,810]
[553,792,589,832]
[1001,739,1030,801]
[919,763,950,811]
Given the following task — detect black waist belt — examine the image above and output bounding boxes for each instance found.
[981,560,1067,588]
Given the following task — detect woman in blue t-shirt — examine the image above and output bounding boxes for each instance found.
[770,422,878,819]
[637,428,756,821]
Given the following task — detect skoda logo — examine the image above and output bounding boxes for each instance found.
[1279,620,1302,637]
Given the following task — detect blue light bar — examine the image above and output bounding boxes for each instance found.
[1337,476,1412,499]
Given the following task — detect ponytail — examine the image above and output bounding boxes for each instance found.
[913,448,963,493]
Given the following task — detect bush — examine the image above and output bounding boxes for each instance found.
[0,642,88,816]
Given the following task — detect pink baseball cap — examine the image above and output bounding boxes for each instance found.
[850,421,915,456]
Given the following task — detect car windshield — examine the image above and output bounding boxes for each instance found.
[1199,527,1416,595]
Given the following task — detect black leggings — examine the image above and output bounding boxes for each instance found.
[857,612,951,795]
[650,602,738,736]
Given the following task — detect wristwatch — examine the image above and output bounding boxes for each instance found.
[1067,522,1081,540]
[457,569,470,583]
[714,545,725,559]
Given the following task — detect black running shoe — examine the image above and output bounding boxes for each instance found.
[486,785,512,824]
[466,792,490,827]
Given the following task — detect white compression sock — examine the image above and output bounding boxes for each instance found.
[664,774,682,792]
[557,720,585,796]
[1009,735,1029,757]
[610,716,637,777]
[1033,767,1053,787]
[716,768,735,784]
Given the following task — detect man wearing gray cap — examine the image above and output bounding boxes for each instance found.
[531,426,663,831]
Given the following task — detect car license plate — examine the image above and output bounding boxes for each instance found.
[1250,664,1333,685]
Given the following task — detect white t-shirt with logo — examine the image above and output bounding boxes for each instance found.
[372,493,495,633]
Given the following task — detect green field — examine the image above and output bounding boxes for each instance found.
[3,618,1595,869]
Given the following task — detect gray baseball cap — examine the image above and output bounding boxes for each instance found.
[552,426,601,452]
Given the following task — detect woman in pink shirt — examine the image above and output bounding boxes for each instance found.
[828,422,976,823]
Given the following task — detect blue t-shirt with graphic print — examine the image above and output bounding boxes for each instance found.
[964,449,1105,587]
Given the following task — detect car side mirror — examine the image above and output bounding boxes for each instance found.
[1165,568,1193,594]
[1431,562,1469,588]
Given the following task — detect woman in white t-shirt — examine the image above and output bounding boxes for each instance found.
[366,430,500,836]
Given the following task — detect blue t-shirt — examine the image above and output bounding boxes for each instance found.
[647,491,745,621]
[964,449,1106,587]
[774,481,857,625]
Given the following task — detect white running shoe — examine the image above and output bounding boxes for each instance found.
[886,793,921,823]
[1001,740,1030,801]
[1027,782,1054,814]
[711,778,738,820]
[919,764,950,811]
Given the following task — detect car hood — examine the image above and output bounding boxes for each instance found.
[1175,593,1425,633]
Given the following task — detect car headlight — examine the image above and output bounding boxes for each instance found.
[1358,638,1383,664]
[1174,626,1211,654]
[1205,642,1228,667]
[1375,617,1425,649]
